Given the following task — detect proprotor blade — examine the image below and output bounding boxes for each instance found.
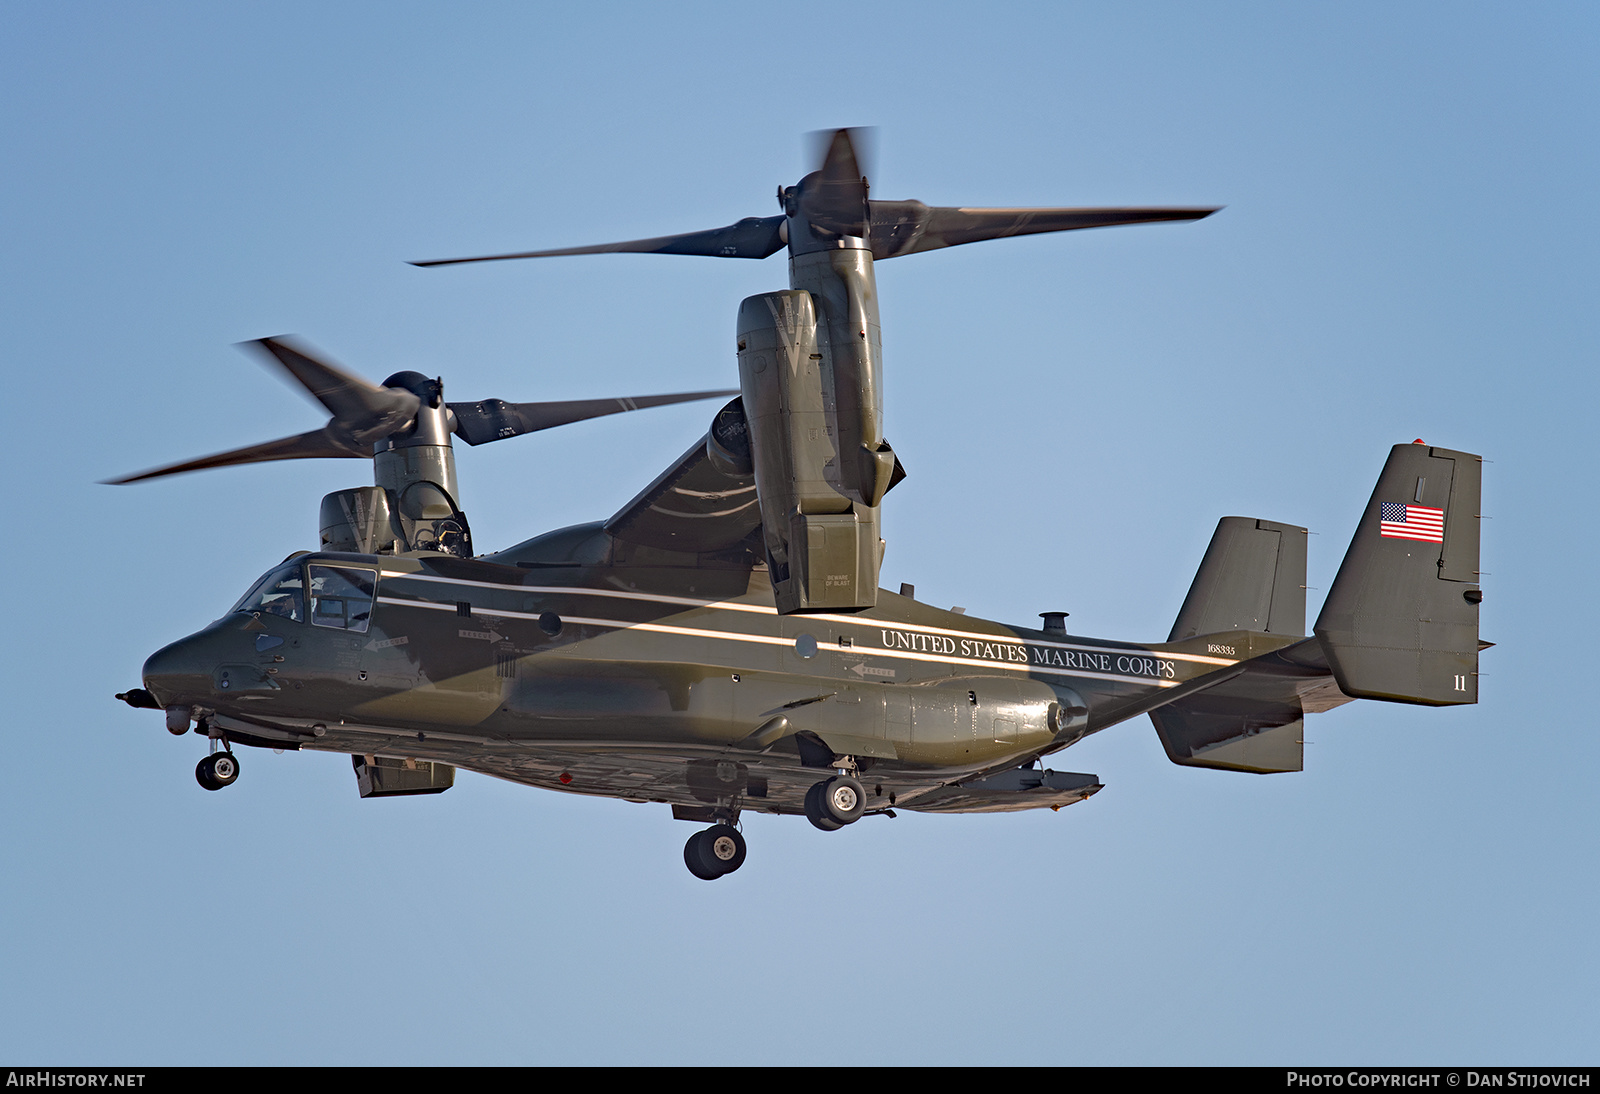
[410,216,786,267]
[799,128,873,237]
[449,389,739,447]
[106,338,421,485]
[248,337,419,434]
[102,426,366,485]
[866,202,1220,260]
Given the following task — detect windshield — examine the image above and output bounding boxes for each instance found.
[230,563,306,622]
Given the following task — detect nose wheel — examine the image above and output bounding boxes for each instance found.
[684,823,746,880]
[195,751,240,791]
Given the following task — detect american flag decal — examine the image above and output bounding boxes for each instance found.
[1380,502,1445,542]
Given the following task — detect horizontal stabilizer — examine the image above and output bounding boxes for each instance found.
[1149,637,1351,774]
[1313,443,1483,705]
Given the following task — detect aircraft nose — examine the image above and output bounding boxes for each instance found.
[142,631,220,709]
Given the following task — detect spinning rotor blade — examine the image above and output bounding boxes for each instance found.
[449,389,738,447]
[865,202,1219,260]
[103,427,366,485]
[106,330,736,483]
[414,128,1214,271]
[107,337,420,486]
[410,216,787,267]
[799,127,872,237]
[248,337,420,434]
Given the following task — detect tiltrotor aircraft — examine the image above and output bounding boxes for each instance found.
[115,130,1486,879]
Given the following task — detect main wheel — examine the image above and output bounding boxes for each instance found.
[804,781,844,831]
[195,752,240,791]
[695,823,746,876]
[820,775,865,825]
[683,831,723,880]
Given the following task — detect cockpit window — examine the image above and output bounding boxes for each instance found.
[231,564,306,623]
[309,565,376,634]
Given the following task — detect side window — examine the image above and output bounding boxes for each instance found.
[234,565,306,623]
[309,566,377,634]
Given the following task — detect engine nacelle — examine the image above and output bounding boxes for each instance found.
[737,290,882,613]
[319,481,472,557]
[320,486,395,554]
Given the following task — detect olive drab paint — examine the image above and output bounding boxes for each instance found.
[116,130,1484,880]
[1315,443,1485,705]
[737,289,886,613]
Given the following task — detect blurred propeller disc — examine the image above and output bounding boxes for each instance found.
[411,126,1214,270]
[799,127,874,237]
[107,338,737,484]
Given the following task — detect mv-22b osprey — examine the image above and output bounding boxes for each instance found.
[115,130,1486,879]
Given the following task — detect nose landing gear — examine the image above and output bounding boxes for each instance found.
[194,722,240,791]
[684,823,747,880]
[195,750,240,791]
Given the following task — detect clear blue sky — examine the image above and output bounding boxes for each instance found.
[2,1,1595,1064]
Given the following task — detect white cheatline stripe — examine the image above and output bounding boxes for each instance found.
[374,596,1183,687]
[376,571,1236,667]
[804,612,1236,667]
[380,570,772,615]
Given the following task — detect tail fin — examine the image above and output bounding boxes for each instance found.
[1153,517,1311,773]
[1313,443,1483,705]
[1169,517,1308,641]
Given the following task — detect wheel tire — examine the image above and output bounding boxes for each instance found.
[211,752,239,787]
[821,775,865,825]
[683,831,722,881]
[195,753,240,791]
[697,824,746,875]
[805,781,844,832]
[195,756,220,791]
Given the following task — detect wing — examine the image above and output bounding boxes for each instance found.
[604,434,761,554]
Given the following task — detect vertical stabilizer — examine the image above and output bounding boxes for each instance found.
[1156,516,1309,773]
[1169,517,1308,641]
[1313,443,1482,705]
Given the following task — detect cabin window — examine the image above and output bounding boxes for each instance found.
[231,564,306,623]
[308,565,377,634]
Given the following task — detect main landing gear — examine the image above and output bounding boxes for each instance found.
[805,774,866,831]
[679,765,868,879]
[684,823,747,880]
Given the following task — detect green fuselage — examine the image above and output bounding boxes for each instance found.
[142,520,1277,816]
